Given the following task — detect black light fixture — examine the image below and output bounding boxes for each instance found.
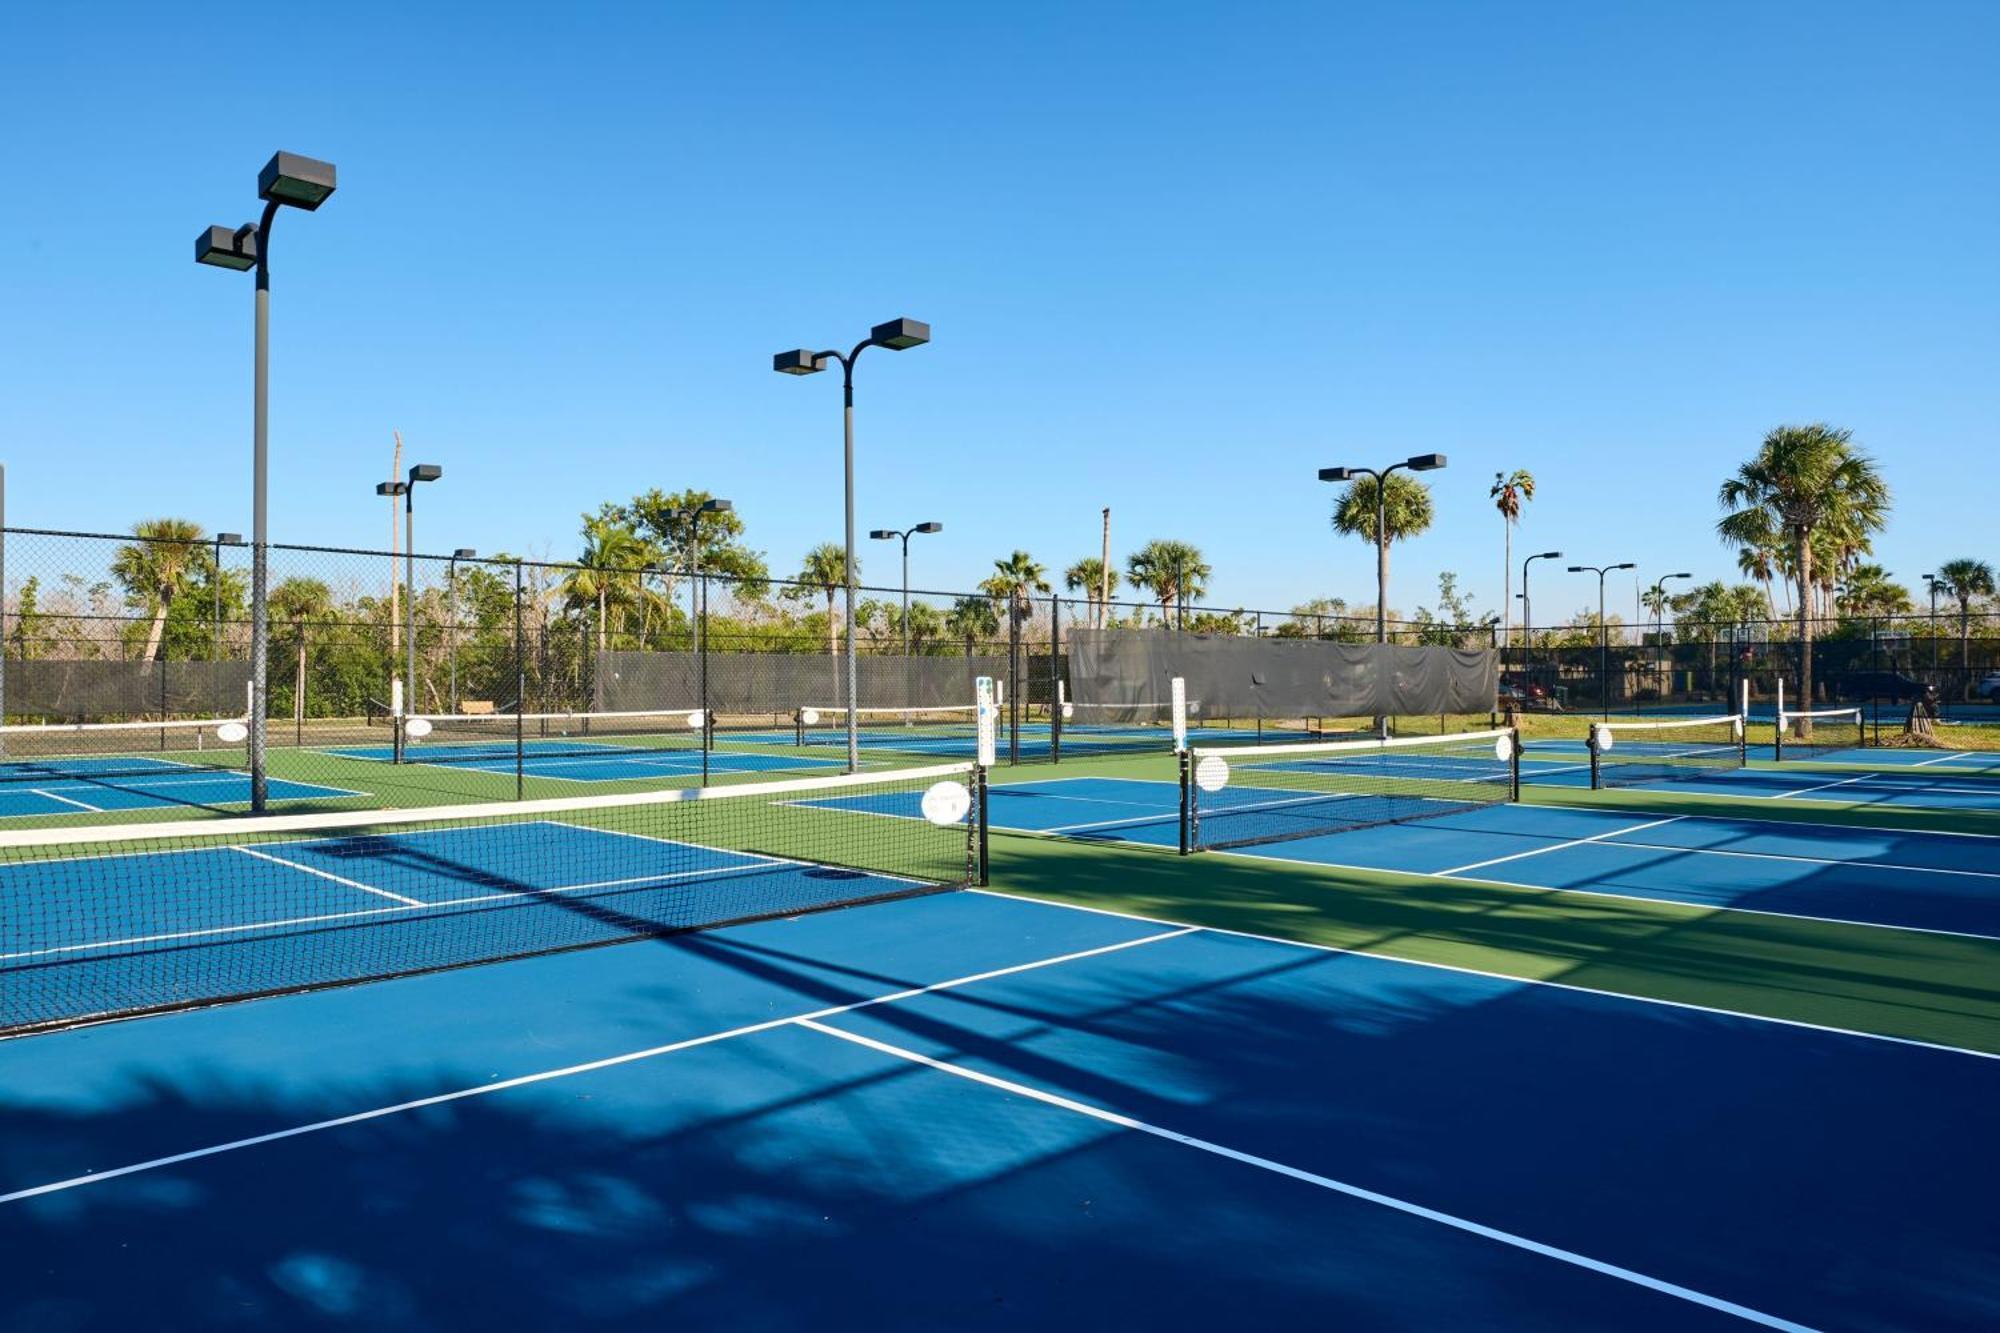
[1570,562,1637,718]
[257,152,338,210]
[1316,453,1450,652]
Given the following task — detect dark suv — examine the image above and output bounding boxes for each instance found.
[1830,671,1939,709]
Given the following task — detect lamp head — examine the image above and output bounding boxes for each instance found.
[869,530,896,541]
[1317,466,1354,483]
[915,521,943,534]
[194,224,258,270]
[869,318,930,350]
[1539,551,1562,560]
[408,464,442,484]
[217,532,244,545]
[1614,562,1636,572]
[1565,566,1584,573]
[1405,453,1446,471]
[376,481,407,497]
[453,548,477,560]
[257,152,338,211]
[772,349,824,375]
[699,498,732,514]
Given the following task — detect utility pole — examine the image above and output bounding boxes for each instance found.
[1099,507,1111,628]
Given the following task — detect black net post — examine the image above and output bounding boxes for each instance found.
[514,559,526,802]
[1008,602,1021,765]
[973,762,989,887]
[1177,748,1193,855]
[1048,596,1062,764]
[1587,725,1604,790]
[698,570,710,786]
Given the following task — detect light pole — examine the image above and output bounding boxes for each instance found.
[1317,454,1447,644]
[447,547,476,713]
[1569,562,1635,718]
[1651,572,1692,701]
[1923,573,1940,675]
[212,532,244,664]
[774,318,931,771]
[1521,550,1562,695]
[669,498,732,657]
[378,465,441,756]
[195,151,337,811]
[869,522,943,656]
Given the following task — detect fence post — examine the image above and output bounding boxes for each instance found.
[514,559,526,801]
[1048,596,1061,763]
[698,571,710,786]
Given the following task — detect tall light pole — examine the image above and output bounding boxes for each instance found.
[1521,550,1562,693]
[1651,572,1692,704]
[212,532,244,664]
[1317,454,1447,644]
[378,465,441,755]
[196,151,337,811]
[670,498,732,658]
[447,547,476,713]
[773,318,931,771]
[1570,562,1635,718]
[869,522,943,656]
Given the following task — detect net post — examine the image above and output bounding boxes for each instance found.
[1048,596,1062,764]
[1509,727,1522,802]
[1587,724,1604,790]
[513,560,526,802]
[698,571,710,787]
[1177,746,1193,855]
[974,760,990,887]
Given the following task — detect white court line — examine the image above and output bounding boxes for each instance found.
[797,1019,1815,1333]
[1911,751,1976,768]
[1760,774,1877,801]
[29,788,104,813]
[965,888,1999,1057]
[1433,817,1686,877]
[1596,838,2000,882]
[0,927,1195,1205]
[230,846,426,907]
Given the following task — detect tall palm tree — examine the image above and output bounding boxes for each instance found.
[788,543,853,659]
[1124,540,1210,626]
[561,516,649,653]
[1490,469,1535,648]
[1717,424,1890,711]
[1834,563,1913,619]
[1734,542,1782,618]
[1329,475,1435,639]
[1063,557,1119,628]
[944,595,1000,658]
[109,518,214,663]
[981,551,1051,630]
[268,577,336,723]
[1935,558,1995,689]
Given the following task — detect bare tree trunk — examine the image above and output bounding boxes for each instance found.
[295,640,307,725]
[142,604,168,663]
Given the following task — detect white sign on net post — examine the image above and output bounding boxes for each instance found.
[975,676,998,769]
[1171,676,1188,753]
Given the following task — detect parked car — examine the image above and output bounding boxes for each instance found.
[1830,670,1939,709]
[1498,676,1560,711]
[1979,671,2000,704]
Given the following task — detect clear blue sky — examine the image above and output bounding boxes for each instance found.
[1,2,1993,626]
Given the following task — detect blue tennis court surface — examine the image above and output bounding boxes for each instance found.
[327,737,845,781]
[2,887,1990,1329]
[818,776,2000,938]
[1519,743,2000,810]
[0,757,356,820]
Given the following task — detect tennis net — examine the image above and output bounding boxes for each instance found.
[796,705,978,753]
[1774,707,1865,762]
[1180,729,1520,853]
[0,716,249,784]
[402,707,709,764]
[1587,715,1744,789]
[0,761,985,1036]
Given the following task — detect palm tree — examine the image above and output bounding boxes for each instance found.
[1329,475,1435,640]
[1935,558,1996,690]
[268,577,336,723]
[1063,557,1119,628]
[561,516,649,653]
[981,551,1051,630]
[1717,424,1891,712]
[109,518,214,662]
[944,595,1000,658]
[788,543,853,660]
[1734,541,1782,618]
[1124,540,1210,626]
[1490,469,1535,648]
[1834,563,1913,619]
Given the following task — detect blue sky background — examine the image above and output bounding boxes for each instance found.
[0,2,1993,626]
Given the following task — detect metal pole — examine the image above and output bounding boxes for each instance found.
[1521,557,1533,693]
[1598,570,1610,721]
[214,537,223,664]
[1375,475,1388,645]
[447,555,458,713]
[249,209,276,812]
[1,462,7,745]
[404,489,416,743]
[698,569,710,786]
[842,367,859,772]
[524,556,532,792]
